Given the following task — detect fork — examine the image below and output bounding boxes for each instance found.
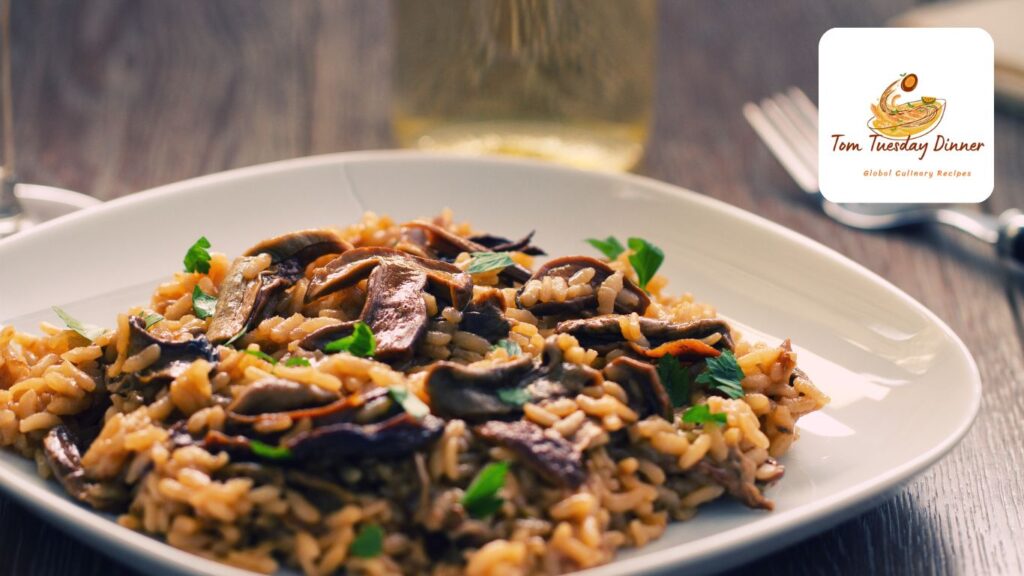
[743,87,1024,267]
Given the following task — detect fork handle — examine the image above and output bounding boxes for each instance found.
[996,209,1024,268]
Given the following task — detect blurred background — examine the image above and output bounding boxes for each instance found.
[3,1,1024,575]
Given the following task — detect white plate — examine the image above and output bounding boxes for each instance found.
[0,152,980,576]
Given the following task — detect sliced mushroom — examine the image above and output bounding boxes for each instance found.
[425,356,536,422]
[207,230,350,343]
[517,256,650,317]
[228,387,384,427]
[284,412,445,460]
[108,316,218,393]
[468,231,546,256]
[423,340,601,422]
[555,316,733,356]
[301,247,472,360]
[228,377,339,417]
[603,357,672,420]
[402,221,533,283]
[43,426,127,510]
[458,290,511,343]
[475,420,585,489]
[695,447,773,510]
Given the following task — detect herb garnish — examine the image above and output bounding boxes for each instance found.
[656,356,692,408]
[496,387,530,406]
[388,386,430,419]
[244,349,277,364]
[284,356,311,367]
[183,236,212,274]
[350,523,384,558]
[682,404,727,425]
[191,285,217,319]
[696,350,745,399]
[249,439,292,460]
[52,307,108,342]
[466,252,514,274]
[627,237,664,290]
[461,461,509,519]
[142,312,164,329]
[494,339,522,356]
[586,236,625,261]
[324,321,376,357]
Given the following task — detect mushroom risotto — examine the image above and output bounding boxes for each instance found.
[0,211,828,575]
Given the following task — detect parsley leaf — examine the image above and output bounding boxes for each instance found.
[627,237,664,290]
[466,252,514,274]
[249,439,292,460]
[350,523,384,558]
[586,236,625,260]
[656,356,691,408]
[682,404,727,425]
[284,356,311,367]
[695,350,745,399]
[183,236,212,274]
[462,461,508,519]
[388,386,430,419]
[244,349,277,364]
[496,387,530,406]
[191,285,217,320]
[324,321,376,357]
[52,307,108,342]
[494,339,522,356]
[142,312,164,329]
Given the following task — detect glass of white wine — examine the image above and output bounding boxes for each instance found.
[392,0,655,172]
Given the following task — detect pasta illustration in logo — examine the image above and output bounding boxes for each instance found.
[867,73,945,140]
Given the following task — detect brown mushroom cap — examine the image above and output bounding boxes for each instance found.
[207,230,350,344]
[402,221,533,283]
[475,420,585,489]
[518,256,650,317]
[555,316,732,355]
[301,247,472,360]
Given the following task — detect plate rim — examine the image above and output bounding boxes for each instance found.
[0,150,981,575]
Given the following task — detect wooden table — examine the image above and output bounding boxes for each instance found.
[4,1,1023,574]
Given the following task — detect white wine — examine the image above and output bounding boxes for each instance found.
[393,0,655,172]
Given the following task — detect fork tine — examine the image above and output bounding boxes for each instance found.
[786,87,819,132]
[762,95,819,182]
[771,93,818,157]
[742,101,819,193]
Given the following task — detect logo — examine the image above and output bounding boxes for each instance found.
[818,28,993,203]
[867,73,945,140]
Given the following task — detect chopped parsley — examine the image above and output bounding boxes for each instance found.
[52,307,108,342]
[494,339,522,356]
[191,285,217,320]
[324,321,376,357]
[696,350,745,399]
[682,404,727,425]
[656,356,691,408]
[183,236,212,274]
[461,461,508,519]
[248,439,292,460]
[465,252,514,274]
[284,356,311,367]
[350,523,384,558]
[626,237,664,290]
[142,312,164,329]
[388,386,430,419]
[243,349,277,364]
[496,387,530,407]
[586,236,625,260]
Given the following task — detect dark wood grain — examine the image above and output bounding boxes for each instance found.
[4,1,1024,575]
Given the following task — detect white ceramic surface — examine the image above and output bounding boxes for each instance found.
[0,152,980,576]
[14,182,102,230]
